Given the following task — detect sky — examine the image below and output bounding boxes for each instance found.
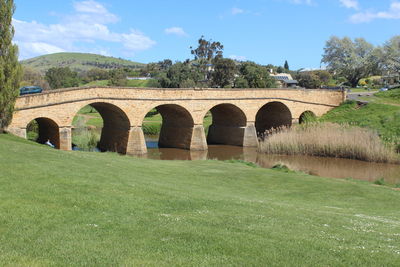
[12,0,400,70]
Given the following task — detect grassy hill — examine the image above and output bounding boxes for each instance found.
[1,134,400,265]
[321,89,400,149]
[21,52,145,74]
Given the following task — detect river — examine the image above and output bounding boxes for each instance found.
[143,136,400,184]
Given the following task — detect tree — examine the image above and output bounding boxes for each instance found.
[190,36,224,82]
[190,36,223,62]
[211,58,237,88]
[21,67,50,90]
[284,60,289,70]
[296,72,322,89]
[315,70,332,85]
[234,77,249,88]
[381,36,400,74]
[82,68,110,83]
[108,68,128,86]
[45,67,79,89]
[321,36,379,87]
[0,0,22,132]
[276,66,284,73]
[158,59,173,71]
[237,62,276,88]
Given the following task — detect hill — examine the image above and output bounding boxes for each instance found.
[21,52,145,74]
[0,134,400,265]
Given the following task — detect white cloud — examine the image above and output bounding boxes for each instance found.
[350,1,400,23]
[164,27,188,37]
[231,7,244,15]
[229,55,247,61]
[339,0,359,10]
[13,1,155,59]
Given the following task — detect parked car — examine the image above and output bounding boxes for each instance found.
[19,86,43,96]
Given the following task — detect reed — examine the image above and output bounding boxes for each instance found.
[259,123,400,164]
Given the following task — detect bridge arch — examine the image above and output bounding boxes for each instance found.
[255,101,292,136]
[143,104,195,150]
[26,117,60,149]
[299,110,317,124]
[204,103,247,146]
[72,102,131,154]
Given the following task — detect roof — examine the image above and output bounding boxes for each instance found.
[284,80,298,84]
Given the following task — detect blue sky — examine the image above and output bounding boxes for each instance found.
[13,0,399,70]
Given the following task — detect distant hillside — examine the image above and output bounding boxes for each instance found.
[21,52,145,74]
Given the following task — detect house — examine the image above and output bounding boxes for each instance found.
[270,73,298,88]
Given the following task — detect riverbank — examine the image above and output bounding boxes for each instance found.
[1,134,400,266]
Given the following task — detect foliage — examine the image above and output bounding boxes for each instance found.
[191,36,224,83]
[373,178,386,186]
[211,58,237,88]
[72,128,99,151]
[20,66,50,90]
[284,60,289,70]
[233,76,249,88]
[236,62,276,88]
[158,61,202,88]
[296,72,322,88]
[45,67,79,89]
[108,68,128,86]
[81,68,110,83]
[380,35,400,74]
[190,36,224,61]
[322,36,380,87]
[0,0,22,132]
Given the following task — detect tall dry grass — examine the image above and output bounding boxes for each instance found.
[259,123,400,164]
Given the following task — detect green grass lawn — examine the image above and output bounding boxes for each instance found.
[1,134,400,266]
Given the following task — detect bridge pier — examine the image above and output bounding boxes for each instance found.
[243,122,259,147]
[126,126,147,155]
[206,122,258,147]
[190,125,208,151]
[59,127,72,151]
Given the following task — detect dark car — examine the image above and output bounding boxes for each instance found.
[19,86,43,96]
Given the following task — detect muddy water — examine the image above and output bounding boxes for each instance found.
[144,136,400,184]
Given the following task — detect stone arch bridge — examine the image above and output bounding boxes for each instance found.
[7,87,345,155]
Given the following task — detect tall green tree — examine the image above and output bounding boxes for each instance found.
[211,58,237,88]
[321,36,379,87]
[190,36,224,82]
[284,60,289,70]
[0,0,22,132]
[381,36,400,74]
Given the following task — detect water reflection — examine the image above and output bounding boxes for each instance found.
[144,137,400,184]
